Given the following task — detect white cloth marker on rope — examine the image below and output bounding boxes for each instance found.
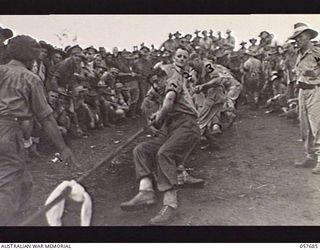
[45,180,92,226]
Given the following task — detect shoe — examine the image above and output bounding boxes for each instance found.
[265,109,274,114]
[294,158,317,168]
[312,163,320,174]
[121,191,156,211]
[149,205,176,225]
[178,171,205,188]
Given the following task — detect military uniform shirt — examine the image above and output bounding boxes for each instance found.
[0,60,53,121]
[295,45,320,85]
[52,57,80,89]
[163,64,198,118]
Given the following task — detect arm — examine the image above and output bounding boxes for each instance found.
[197,77,222,92]
[158,91,176,117]
[41,114,68,152]
[225,37,235,49]
[40,114,78,166]
[303,64,320,78]
[141,88,162,118]
[150,91,176,128]
[30,77,78,167]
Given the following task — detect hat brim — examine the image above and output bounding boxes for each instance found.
[39,43,54,54]
[271,76,278,81]
[53,49,67,57]
[289,28,318,40]
[0,28,13,39]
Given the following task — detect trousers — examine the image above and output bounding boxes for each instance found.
[0,118,33,225]
[133,113,200,192]
[299,88,320,157]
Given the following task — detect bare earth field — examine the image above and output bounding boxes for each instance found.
[17,106,320,226]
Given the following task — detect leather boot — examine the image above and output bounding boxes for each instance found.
[120,190,156,211]
[312,162,320,174]
[177,171,205,188]
[149,205,176,225]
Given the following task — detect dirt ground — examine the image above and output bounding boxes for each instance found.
[17,105,320,226]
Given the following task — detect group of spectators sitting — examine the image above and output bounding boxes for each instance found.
[0,26,316,157]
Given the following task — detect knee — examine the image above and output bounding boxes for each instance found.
[156,148,169,161]
[133,142,148,157]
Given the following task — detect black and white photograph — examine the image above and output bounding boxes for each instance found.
[1,14,320,231]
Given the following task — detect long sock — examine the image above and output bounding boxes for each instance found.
[163,190,178,209]
[139,177,154,191]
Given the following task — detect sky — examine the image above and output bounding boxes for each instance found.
[0,15,320,51]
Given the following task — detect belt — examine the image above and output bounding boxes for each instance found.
[166,113,197,127]
[297,82,320,90]
[0,116,19,122]
[0,116,20,127]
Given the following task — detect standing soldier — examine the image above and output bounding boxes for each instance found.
[258,31,273,51]
[224,29,235,52]
[0,35,78,225]
[32,41,54,83]
[282,43,298,100]
[46,48,66,91]
[172,31,182,50]
[49,45,85,137]
[242,50,263,108]
[288,23,320,173]
[199,30,213,51]
[160,33,176,53]
[0,26,13,65]
[191,30,201,48]
[48,45,84,92]
[133,47,154,115]
[248,38,259,53]
[238,41,247,56]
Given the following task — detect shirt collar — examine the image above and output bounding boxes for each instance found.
[172,63,184,73]
[298,44,314,58]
